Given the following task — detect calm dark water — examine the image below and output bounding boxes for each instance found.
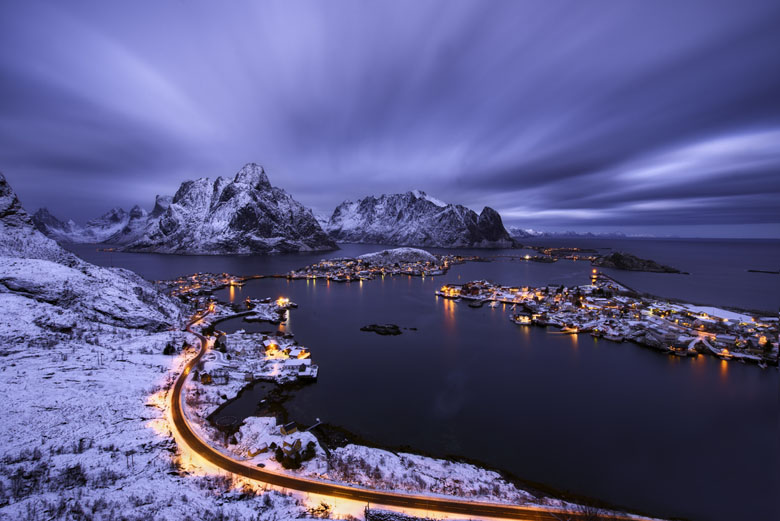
[67,240,780,521]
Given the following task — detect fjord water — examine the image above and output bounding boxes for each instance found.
[68,239,780,521]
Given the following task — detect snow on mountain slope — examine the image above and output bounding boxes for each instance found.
[326,191,515,248]
[115,163,336,254]
[357,247,438,265]
[33,164,337,255]
[33,206,132,244]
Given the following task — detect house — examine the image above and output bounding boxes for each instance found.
[288,347,310,359]
[214,332,228,351]
[209,368,230,385]
[248,443,268,457]
[282,439,302,456]
[264,340,280,355]
[280,421,298,435]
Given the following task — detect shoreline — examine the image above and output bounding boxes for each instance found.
[208,376,660,519]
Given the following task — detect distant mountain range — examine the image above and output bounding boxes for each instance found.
[34,170,519,252]
[325,190,515,248]
[36,167,664,253]
[34,163,337,255]
[507,227,638,239]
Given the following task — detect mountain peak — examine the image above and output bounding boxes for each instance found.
[233,162,270,191]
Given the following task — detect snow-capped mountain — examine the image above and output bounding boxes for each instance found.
[32,205,144,244]
[0,172,182,334]
[30,207,81,242]
[116,163,336,254]
[326,191,515,248]
[34,163,337,255]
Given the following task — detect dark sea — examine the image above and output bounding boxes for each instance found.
[67,239,780,521]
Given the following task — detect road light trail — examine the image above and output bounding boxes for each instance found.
[171,311,655,521]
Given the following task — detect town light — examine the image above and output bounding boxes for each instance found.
[276,297,290,307]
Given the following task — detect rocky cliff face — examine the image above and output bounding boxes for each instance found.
[326,190,515,248]
[0,172,182,333]
[116,163,336,254]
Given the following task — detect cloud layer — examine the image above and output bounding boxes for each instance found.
[1,0,779,236]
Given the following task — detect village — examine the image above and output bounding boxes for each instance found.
[437,270,779,367]
[287,249,481,281]
[157,271,245,298]
[181,297,322,467]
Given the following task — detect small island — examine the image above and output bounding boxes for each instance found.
[360,324,403,335]
[592,251,683,273]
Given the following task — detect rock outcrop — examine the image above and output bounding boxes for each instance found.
[592,252,682,273]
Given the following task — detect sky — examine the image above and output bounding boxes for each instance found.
[1,0,779,238]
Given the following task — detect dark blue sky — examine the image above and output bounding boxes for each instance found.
[1,1,779,237]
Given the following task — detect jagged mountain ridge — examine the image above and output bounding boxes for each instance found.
[33,205,150,244]
[119,163,336,254]
[34,163,337,255]
[326,190,515,248]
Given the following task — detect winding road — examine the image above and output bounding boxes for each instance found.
[170,311,654,521]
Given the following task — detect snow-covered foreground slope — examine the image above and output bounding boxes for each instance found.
[326,191,515,248]
[0,172,309,520]
[0,332,309,520]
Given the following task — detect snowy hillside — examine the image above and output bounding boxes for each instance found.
[326,191,515,248]
[357,247,438,265]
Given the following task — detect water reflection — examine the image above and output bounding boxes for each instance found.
[441,297,456,331]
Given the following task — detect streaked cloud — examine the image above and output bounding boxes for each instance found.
[0,0,778,237]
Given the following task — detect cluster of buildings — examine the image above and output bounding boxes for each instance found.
[437,272,779,367]
[158,272,244,298]
[529,246,599,262]
[195,325,318,392]
[287,254,477,282]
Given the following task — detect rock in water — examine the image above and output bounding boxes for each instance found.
[360,324,403,336]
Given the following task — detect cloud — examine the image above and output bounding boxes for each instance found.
[0,0,778,236]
